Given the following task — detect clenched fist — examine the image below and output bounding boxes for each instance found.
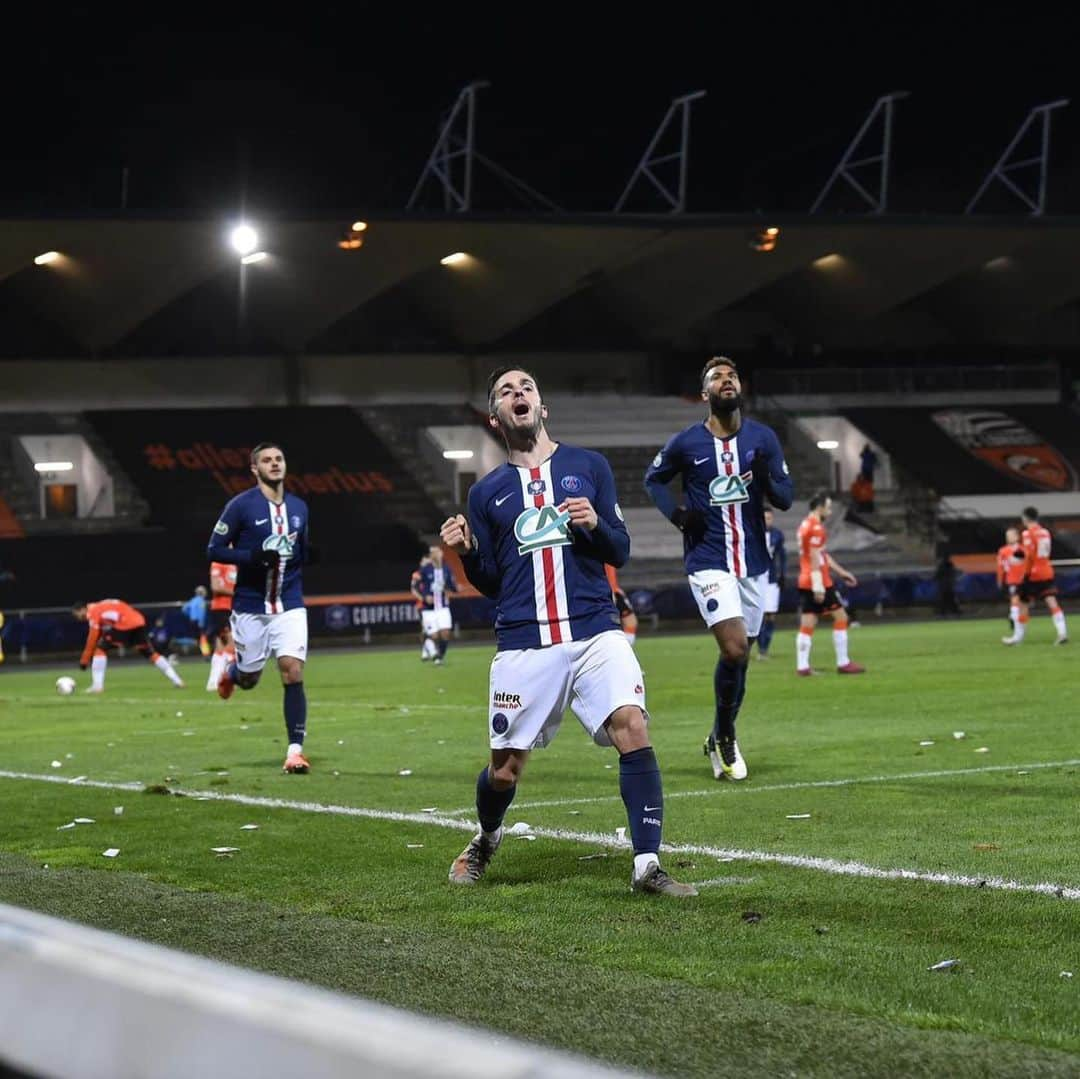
[440,514,474,556]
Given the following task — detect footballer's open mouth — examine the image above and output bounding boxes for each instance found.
[512,401,531,417]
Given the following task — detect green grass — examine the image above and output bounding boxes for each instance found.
[1,619,1078,1077]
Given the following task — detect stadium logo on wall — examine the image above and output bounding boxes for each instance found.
[932,410,1078,491]
[527,479,547,495]
[325,605,350,630]
[560,475,582,493]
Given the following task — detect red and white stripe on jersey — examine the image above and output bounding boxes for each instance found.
[519,459,572,646]
[715,435,745,577]
[265,499,287,615]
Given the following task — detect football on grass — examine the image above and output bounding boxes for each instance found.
[55,676,77,696]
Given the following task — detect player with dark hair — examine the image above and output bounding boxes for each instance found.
[414,544,458,664]
[1012,506,1068,645]
[72,598,185,693]
[645,355,793,781]
[440,365,695,897]
[997,527,1027,643]
[207,441,313,773]
[796,492,864,675]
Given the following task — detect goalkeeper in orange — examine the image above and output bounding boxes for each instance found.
[72,598,185,693]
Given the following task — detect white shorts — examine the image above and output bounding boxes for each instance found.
[422,608,453,634]
[688,570,767,637]
[231,608,308,673]
[764,582,781,615]
[488,630,646,750]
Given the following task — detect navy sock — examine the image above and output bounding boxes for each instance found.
[476,766,516,833]
[713,658,745,742]
[283,681,307,744]
[618,746,663,855]
[758,619,775,654]
[436,637,448,659]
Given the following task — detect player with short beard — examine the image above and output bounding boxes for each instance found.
[207,441,313,774]
[645,356,793,781]
[440,366,696,897]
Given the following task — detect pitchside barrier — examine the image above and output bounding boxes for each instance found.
[0,902,637,1079]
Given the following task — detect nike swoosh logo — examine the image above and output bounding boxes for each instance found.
[693,457,709,466]
[494,494,512,506]
[255,518,269,525]
[643,805,661,812]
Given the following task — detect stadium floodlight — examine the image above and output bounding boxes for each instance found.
[440,252,469,266]
[34,461,74,472]
[816,440,840,450]
[33,251,60,266]
[240,251,268,265]
[350,220,368,232]
[812,253,844,270]
[749,227,779,253]
[442,450,474,460]
[229,225,259,256]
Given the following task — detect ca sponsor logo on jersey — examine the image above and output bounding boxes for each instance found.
[262,531,298,558]
[708,471,753,505]
[514,505,572,555]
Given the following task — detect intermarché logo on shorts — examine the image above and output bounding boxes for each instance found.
[492,691,522,710]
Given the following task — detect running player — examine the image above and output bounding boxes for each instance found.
[605,564,639,646]
[997,527,1028,644]
[206,560,238,690]
[72,598,185,693]
[415,545,458,664]
[207,442,312,774]
[441,366,695,897]
[795,492,864,675]
[645,356,793,782]
[755,507,786,660]
[1016,506,1068,645]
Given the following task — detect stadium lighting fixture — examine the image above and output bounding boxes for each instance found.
[34,461,74,472]
[985,256,1012,271]
[813,253,844,270]
[33,251,61,266]
[440,252,469,266]
[338,221,367,250]
[229,224,259,256]
[748,227,779,253]
[816,440,840,450]
[350,220,368,232]
[240,251,268,265]
[442,449,474,460]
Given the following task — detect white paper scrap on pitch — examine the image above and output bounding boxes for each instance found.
[114,807,124,815]
[953,731,966,740]
[786,814,811,820]
[57,822,76,831]
[211,847,240,854]
[919,740,934,747]
[68,776,88,784]
[398,769,413,776]
[102,849,120,858]
[615,826,627,842]
[50,760,62,768]
[928,958,959,971]
[507,822,533,835]
[406,844,424,849]
[73,818,95,824]
[421,807,438,814]
[975,747,990,754]
[240,824,259,830]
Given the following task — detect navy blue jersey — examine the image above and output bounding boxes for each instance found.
[460,445,628,651]
[644,418,793,577]
[417,562,458,611]
[766,525,787,584]
[206,487,309,614]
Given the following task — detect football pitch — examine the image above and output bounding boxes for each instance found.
[1,619,1077,1077]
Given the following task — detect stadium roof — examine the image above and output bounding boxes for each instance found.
[4,215,1080,358]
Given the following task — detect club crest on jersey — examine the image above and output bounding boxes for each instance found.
[262,532,298,558]
[560,475,582,493]
[721,451,734,464]
[527,478,547,496]
[708,471,754,505]
[291,515,301,528]
[514,505,572,555]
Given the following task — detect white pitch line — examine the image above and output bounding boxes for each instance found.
[1,769,1077,902]
[445,758,1080,816]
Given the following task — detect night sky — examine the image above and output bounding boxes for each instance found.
[4,6,1075,217]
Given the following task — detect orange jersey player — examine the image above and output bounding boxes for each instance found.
[605,563,638,646]
[1006,507,1068,645]
[72,598,185,693]
[795,492,864,676]
[997,527,1028,645]
[206,561,239,690]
